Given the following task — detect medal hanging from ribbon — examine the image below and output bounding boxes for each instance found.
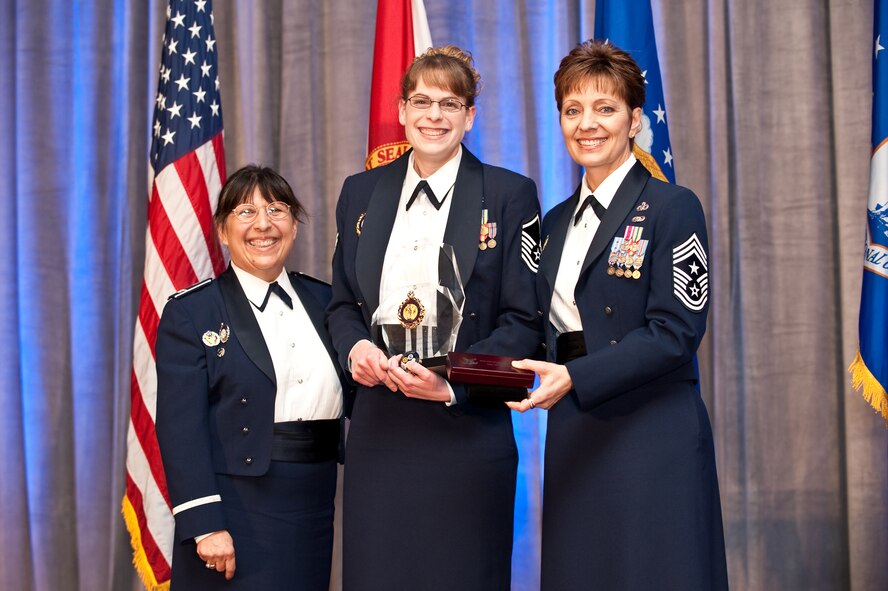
[630,240,649,279]
[607,238,622,276]
[479,209,497,250]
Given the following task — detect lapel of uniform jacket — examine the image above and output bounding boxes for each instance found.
[540,185,580,305]
[443,146,482,290]
[355,151,410,319]
[218,266,276,385]
[579,160,651,278]
[288,273,345,386]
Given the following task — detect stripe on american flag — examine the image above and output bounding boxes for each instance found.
[124,1,227,589]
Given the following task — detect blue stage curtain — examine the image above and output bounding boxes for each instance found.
[1,1,886,590]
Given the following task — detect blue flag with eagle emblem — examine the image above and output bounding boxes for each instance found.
[851,0,888,423]
[594,0,674,183]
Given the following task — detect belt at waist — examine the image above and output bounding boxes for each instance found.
[556,331,587,364]
[271,419,340,463]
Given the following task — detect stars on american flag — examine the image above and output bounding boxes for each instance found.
[150,0,223,172]
[652,104,666,124]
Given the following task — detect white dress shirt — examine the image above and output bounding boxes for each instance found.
[355,148,461,404]
[550,154,637,334]
[232,264,343,421]
[376,149,461,356]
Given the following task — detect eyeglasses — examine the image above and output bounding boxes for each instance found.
[405,95,468,113]
[230,201,291,223]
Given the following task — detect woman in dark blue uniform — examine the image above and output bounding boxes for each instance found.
[509,40,728,590]
[155,165,349,590]
[327,46,541,590]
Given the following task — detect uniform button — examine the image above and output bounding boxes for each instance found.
[572,300,576,306]
[576,260,581,265]
[244,457,253,465]
[609,340,617,345]
[469,312,477,319]
[358,301,363,307]
[240,396,248,405]
[290,342,295,348]
[242,426,249,434]
[298,378,303,384]
[279,311,284,317]
[413,245,418,251]
[604,306,612,315]
[537,310,543,317]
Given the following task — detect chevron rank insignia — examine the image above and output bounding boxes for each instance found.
[672,233,708,311]
[521,214,541,273]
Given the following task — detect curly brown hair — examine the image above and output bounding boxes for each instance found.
[401,45,482,106]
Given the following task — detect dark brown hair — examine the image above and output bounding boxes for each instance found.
[213,165,306,227]
[553,39,645,112]
[400,45,481,106]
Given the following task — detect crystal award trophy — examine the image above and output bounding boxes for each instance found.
[371,242,464,373]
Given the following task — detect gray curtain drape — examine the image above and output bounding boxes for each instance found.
[0,1,884,590]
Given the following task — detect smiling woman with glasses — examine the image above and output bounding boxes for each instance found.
[403,95,468,113]
[229,201,292,223]
[155,165,350,590]
[327,45,543,591]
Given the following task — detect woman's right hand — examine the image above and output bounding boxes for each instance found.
[196,530,236,580]
[349,340,397,391]
[505,359,573,412]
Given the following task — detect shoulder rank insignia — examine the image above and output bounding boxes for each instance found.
[168,277,213,300]
[295,272,332,288]
[520,213,541,273]
[672,233,708,311]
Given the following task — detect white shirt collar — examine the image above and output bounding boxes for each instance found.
[230,264,292,309]
[575,154,638,215]
[403,146,463,207]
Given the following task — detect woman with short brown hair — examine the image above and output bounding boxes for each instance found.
[510,40,728,590]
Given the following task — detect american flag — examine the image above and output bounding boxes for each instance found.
[122,1,226,588]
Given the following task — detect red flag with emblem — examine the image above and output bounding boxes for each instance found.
[365,0,433,169]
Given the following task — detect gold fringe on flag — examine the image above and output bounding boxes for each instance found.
[121,496,170,591]
[633,144,668,182]
[849,350,888,425]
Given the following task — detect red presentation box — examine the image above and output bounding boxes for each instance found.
[446,352,535,388]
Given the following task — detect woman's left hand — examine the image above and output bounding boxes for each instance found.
[387,355,452,402]
[506,359,573,412]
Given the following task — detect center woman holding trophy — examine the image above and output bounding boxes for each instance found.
[327,45,542,590]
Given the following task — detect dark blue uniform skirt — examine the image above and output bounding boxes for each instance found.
[541,382,728,591]
[170,460,337,591]
[343,387,517,591]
